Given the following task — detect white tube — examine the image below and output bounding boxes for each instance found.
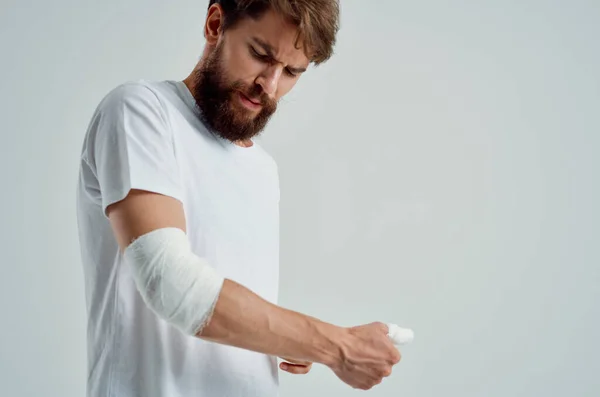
[387,324,414,347]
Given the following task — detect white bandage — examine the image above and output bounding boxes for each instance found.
[123,227,225,335]
[387,324,414,347]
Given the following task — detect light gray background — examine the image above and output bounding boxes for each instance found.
[1,0,598,396]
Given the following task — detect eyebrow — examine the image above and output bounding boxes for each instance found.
[252,37,307,74]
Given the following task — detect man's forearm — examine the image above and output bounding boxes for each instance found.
[197,279,345,366]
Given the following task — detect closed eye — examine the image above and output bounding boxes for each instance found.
[250,45,300,78]
[250,46,269,61]
[284,68,297,77]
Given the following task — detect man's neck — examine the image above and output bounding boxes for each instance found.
[234,139,254,148]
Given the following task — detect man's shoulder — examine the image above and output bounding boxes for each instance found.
[83,80,176,155]
[98,79,170,110]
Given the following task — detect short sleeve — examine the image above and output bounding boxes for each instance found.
[88,82,183,216]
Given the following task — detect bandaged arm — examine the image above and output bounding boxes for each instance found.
[108,190,346,366]
[123,223,414,362]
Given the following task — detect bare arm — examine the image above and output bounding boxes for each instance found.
[199,278,343,365]
[107,189,345,366]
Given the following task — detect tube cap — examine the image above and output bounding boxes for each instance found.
[386,324,414,346]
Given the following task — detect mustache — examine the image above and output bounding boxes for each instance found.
[233,82,277,108]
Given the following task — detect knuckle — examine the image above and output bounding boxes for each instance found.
[378,366,389,377]
[375,321,387,332]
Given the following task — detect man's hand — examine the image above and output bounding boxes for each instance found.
[279,357,313,375]
[327,322,401,390]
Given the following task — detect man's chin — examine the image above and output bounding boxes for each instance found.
[210,120,258,143]
[206,101,272,142]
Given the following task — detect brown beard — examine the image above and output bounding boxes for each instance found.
[190,43,278,143]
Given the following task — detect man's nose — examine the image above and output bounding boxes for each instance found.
[255,65,283,98]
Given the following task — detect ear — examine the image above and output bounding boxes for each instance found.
[204,4,224,46]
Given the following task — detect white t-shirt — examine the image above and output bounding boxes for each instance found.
[76,80,281,397]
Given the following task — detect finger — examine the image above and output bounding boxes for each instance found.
[279,357,312,366]
[280,362,311,371]
[280,362,312,374]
